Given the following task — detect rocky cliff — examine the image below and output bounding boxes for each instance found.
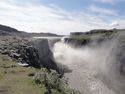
[0,24,61,71]
[33,39,59,71]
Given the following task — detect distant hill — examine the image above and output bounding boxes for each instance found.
[70,28,125,36]
[0,24,19,33]
[28,32,62,37]
[0,24,22,36]
[0,24,61,37]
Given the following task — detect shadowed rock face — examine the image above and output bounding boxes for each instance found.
[33,39,59,71]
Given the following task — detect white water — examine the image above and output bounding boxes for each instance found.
[53,39,125,94]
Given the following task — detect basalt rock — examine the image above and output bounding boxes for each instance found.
[0,36,41,68]
[33,39,59,71]
[17,46,41,68]
[0,36,60,71]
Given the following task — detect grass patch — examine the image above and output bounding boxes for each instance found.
[0,54,45,94]
[0,74,4,80]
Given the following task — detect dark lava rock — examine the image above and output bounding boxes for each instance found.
[33,39,59,71]
[0,36,41,68]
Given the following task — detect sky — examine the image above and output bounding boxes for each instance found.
[0,0,125,35]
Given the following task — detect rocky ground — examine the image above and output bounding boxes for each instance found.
[0,35,41,68]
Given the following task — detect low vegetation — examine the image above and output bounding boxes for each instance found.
[70,29,117,40]
[33,68,81,94]
[0,54,80,94]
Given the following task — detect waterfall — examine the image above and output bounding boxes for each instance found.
[32,36,125,94]
[53,38,125,94]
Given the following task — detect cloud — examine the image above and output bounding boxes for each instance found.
[88,5,118,16]
[0,0,124,35]
[110,21,119,27]
[94,0,114,4]
[94,0,125,4]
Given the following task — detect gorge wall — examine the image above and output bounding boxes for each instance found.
[32,38,60,71]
